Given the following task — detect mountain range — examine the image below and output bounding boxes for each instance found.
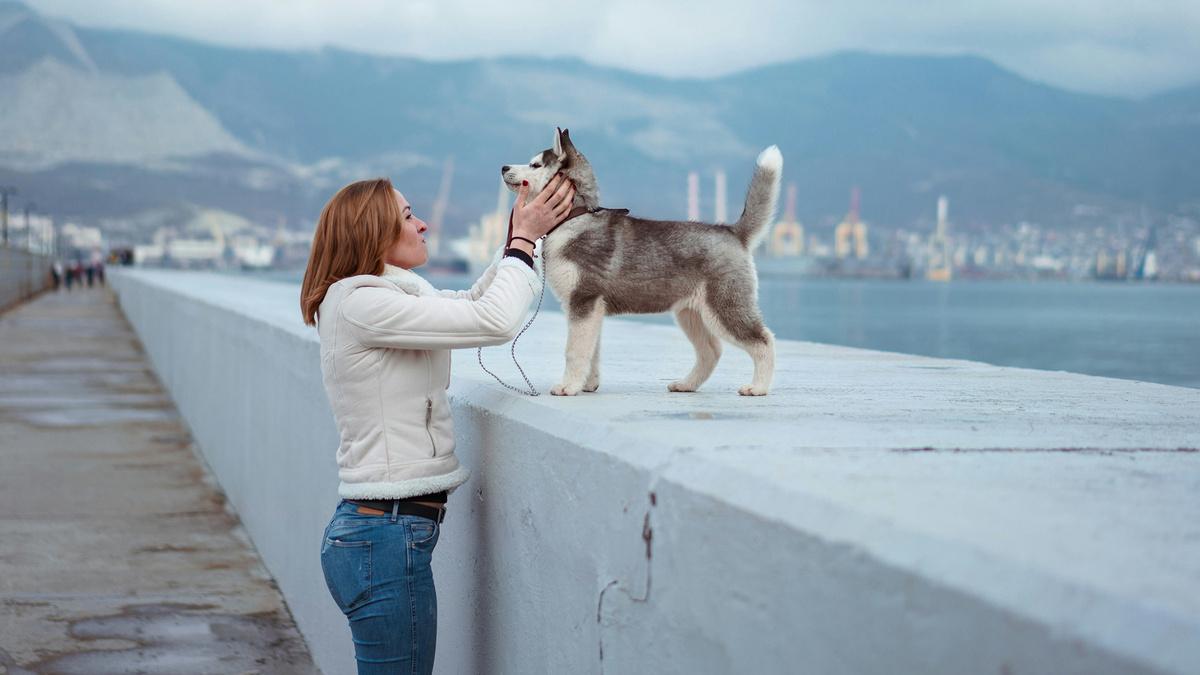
[2,0,1198,242]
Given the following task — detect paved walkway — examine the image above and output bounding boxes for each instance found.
[0,285,317,674]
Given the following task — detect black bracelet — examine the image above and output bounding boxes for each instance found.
[508,235,539,248]
[503,248,535,269]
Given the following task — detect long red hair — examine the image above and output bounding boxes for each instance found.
[300,178,402,326]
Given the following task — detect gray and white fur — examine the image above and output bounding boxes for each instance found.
[501,128,781,396]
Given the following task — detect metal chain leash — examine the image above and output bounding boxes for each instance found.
[476,237,548,396]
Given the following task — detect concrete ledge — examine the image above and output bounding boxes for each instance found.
[0,247,52,312]
[109,268,1200,675]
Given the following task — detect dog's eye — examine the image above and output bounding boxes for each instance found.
[530,163,541,169]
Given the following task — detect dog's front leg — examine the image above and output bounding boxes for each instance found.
[552,298,604,396]
[583,323,601,392]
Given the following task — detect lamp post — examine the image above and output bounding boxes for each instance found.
[25,202,36,251]
[0,185,17,246]
[24,203,36,295]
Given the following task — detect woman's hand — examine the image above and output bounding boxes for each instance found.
[509,174,576,252]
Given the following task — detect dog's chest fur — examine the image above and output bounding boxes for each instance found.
[542,214,606,303]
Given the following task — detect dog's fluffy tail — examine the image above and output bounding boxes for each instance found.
[732,145,782,249]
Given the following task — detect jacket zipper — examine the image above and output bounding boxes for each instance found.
[424,352,437,457]
[424,397,437,457]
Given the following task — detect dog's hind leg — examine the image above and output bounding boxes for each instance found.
[732,328,775,396]
[668,306,722,392]
[711,320,774,396]
[552,297,605,396]
[701,281,776,396]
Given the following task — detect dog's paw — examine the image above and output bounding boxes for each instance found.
[668,380,698,392]
[551,383,582,396]
[583,377,600,392]
[738,384,769,396]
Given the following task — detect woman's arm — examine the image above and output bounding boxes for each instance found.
[341,257,541,350]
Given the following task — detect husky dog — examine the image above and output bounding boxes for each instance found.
[501,128,781,396]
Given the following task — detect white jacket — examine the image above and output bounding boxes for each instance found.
[317,251,541,499]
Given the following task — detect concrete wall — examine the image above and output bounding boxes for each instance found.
[0,246,52,312]
[108,268,1200,675]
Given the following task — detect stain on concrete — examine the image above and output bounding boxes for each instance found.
[21,603,316,674]
[18,406,180,428]
[632,411,762,421]
[131,544,205,554]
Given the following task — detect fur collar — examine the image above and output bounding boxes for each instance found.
[381,263,438,297]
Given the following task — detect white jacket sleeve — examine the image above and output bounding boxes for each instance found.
[342,257,541,350]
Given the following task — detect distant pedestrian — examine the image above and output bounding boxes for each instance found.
[89,250,103,286]
[52,260,63,290]
[70,260,83,290]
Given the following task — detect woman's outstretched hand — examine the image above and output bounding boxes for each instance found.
[509,174,576,249]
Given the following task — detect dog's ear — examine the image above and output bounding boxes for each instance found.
[560,128,575,153]
[553,127,565,159]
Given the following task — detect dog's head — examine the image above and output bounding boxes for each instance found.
[501,127,598,209]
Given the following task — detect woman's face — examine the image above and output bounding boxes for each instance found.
[385,189,428,269]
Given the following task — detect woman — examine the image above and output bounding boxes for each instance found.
[300,174,575,673]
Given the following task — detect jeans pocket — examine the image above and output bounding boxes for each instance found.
[320,538,372,614]
[409,520,439,547]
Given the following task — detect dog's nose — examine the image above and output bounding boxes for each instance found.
[501,166,510,174]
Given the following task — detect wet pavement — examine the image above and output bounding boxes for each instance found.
[0,286,318,674]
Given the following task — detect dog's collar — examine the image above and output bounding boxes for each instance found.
[507,206,626,243]
[564,205,597,222]
[545,206,629,238]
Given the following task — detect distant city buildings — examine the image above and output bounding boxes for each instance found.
[768,183,804,256]
[759,190,1200,282]
[450,180,512,272]
[42,207,314,270]
[9,173,1197,283]
[834,187,869,261]
[926,196,952,281]
[130,208,292,269]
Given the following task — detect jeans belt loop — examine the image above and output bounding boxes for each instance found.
[391,500,399,522]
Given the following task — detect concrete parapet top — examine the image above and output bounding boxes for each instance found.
[114,268,1200,673]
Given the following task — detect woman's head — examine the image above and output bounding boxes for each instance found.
[385,190,429,271]
[300,177,428,326]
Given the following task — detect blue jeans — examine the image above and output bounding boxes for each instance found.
[320,500,440,674]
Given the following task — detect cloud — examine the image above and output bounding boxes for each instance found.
[23,0,1200,97]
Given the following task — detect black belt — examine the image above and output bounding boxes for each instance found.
[344,497,446,523]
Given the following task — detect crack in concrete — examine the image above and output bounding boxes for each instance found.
[596,445,697,669]
[598,489,658,671]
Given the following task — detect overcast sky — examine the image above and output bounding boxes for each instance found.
[24,0,1200,98]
